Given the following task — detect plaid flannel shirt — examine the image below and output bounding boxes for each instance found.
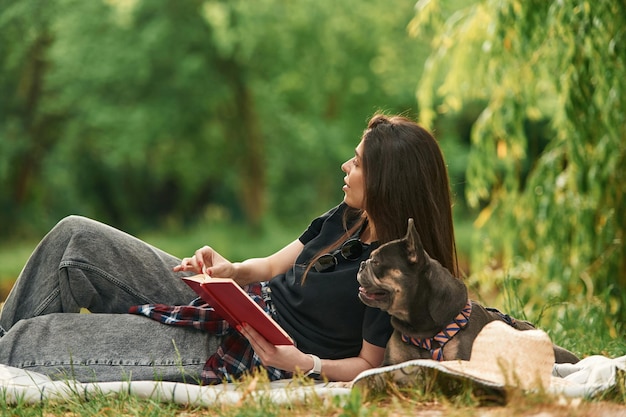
[128,283,291,384]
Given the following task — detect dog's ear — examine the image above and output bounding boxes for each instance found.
[405,218,426,265]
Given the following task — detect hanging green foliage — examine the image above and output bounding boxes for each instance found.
[411,0,625,333]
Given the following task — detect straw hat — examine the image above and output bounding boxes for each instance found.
[353,321,570,398]
[436,320,555,390]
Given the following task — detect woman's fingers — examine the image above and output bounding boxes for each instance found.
[172,255,202,273]
[239,323,273,359]
[173,246,234,277]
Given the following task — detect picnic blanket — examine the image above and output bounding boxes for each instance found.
[0,365,351,405]
[0,354,623,405]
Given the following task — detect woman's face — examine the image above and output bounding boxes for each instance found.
[341,139,366,210]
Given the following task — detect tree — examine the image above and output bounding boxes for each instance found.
[0,0,425,235]
[411,0,625,330]
[0,1,62,236]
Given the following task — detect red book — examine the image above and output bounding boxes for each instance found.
[182,275,293,346]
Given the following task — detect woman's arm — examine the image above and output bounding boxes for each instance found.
[230,240,303,286]
[239,323,385,381]
[174,239,304,286]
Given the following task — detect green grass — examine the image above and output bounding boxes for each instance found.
[0,240,36,284]
[0,240,38,300]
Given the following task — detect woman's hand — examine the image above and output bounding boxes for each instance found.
[238,323,315,375]
[173,246,235,278]
[174,239,304,286]
[240,323,386,381]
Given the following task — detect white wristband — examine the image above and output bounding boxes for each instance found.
[304,354,322,377]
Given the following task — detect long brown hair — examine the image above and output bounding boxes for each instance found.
[308,113,459,277]
[363,113,458,276]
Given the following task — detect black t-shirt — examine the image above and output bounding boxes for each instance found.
[269,203,393,359]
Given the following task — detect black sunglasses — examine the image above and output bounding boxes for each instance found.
[313,238,368,273]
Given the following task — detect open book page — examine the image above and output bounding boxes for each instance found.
[182,274,293,345]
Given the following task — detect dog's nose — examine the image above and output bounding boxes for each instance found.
[358,260,367,272]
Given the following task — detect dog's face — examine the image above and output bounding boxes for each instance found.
[357,223,422,322]
[357,219,467,338]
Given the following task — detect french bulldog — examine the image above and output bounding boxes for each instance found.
[357,219,580,366]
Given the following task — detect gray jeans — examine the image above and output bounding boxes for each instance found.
[0,216,221,383]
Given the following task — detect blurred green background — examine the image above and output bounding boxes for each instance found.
[1,0,624,356]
